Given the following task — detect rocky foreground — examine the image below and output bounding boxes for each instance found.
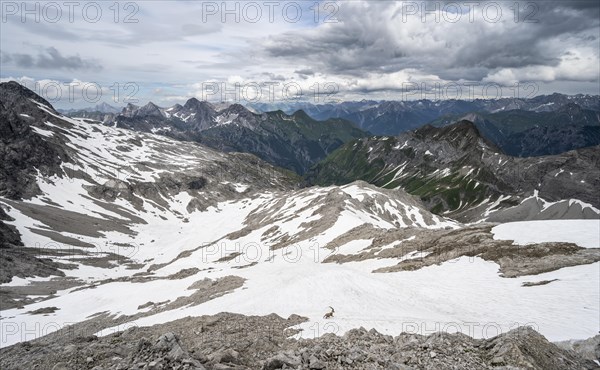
[0,313,598,370]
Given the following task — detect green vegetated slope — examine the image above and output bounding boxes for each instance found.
[306,120,600,220]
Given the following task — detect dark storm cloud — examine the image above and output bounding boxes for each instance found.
[13,54,35,68]
[3,47,102,71]
[260,1,599,83]
[261,2,407,77]
[434,67,491,82]
[451,4,599,72]
[264,26,405,76]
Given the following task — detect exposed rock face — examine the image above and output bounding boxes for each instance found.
[276,326,599,370]
[133,332,207,369]
[0,313,596,370]
[0,246,66,285]
[0,197,65,285]
[0,205,21,248]
[556,336,600,364]
[179,98,218,131]
[322,223,599,278]
[485,196,600,223]
[0,81,69,200]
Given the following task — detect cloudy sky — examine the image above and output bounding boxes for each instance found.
[1,0,599,108]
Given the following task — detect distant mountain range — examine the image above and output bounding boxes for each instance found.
[248,93,600,136]
[66,94,600,167]
[58,102,120,114]
[68,93,600,136]
[250,95,600,159]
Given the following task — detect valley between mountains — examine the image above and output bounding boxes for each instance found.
[1,81,599,370]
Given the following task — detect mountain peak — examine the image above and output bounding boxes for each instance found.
[459,112,485,123]
[450,119,480,132]
[120,102,164,118]
[415,120,501,152]
[184,97,212,110]
[136,102,164,117]
[123,102,138,111]
[292,109,311,120]
[224,103,252,115]
[0,81,54,111]
[144,101,159,108]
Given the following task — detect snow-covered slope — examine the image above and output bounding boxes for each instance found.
[485,191,600,223]
[492,219,600,249]
[1,82,598,352]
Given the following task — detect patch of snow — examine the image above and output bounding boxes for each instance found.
[97,257,599,343]
[492,220,600,249]
[30,126,54,138]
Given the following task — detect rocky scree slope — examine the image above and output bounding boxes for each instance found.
[0,312,597,370]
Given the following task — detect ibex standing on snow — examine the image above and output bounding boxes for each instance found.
[323,306,335,319]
